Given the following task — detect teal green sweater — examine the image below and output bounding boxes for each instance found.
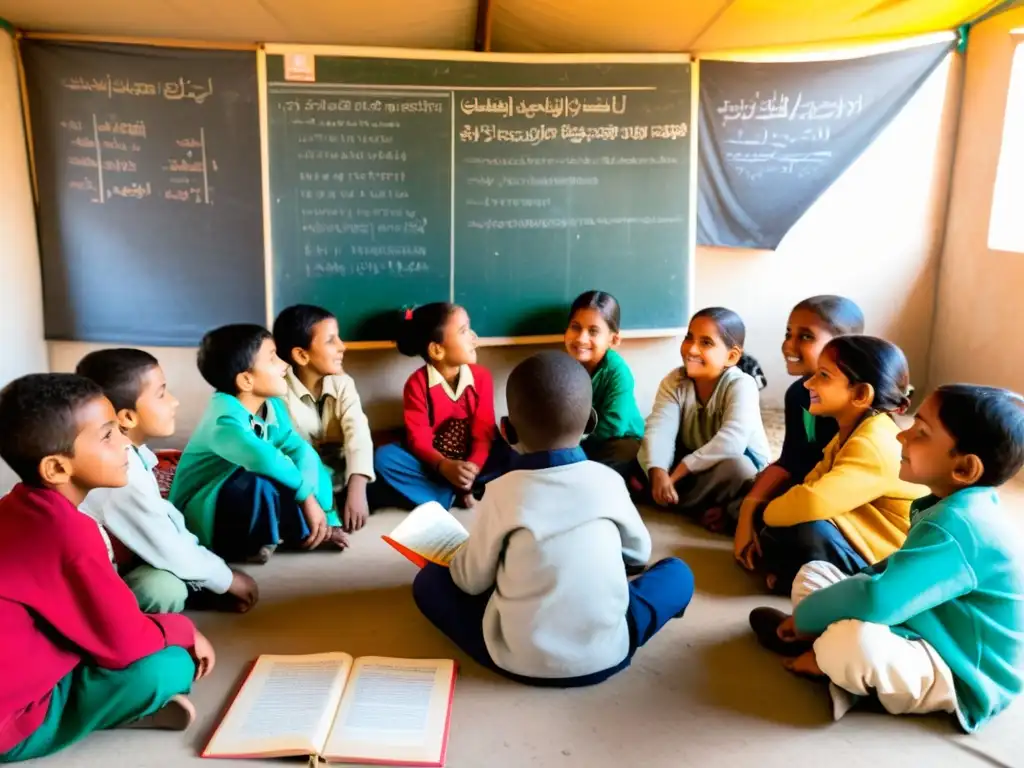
[169,394,337,547]
[795,486,1024,732]
[584,349,645,445]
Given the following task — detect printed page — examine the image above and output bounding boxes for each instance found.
[202,653,353,758]
[382,501,469,567]
[322,657,456,765]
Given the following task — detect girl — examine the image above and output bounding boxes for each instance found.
[372,303,498,510]
[640,307,770,529]
[755,335,928,595]
[565,290,645,478]
[734,295,864,568]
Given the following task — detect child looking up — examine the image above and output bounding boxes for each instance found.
[413,351,693,685]
[169,324,346,564]
[751,385,1024,733]
[373,303,497,510]
[735,296,864,568]
[78,349,258,614]
[0,374,215,762]
[564,290,645,479]
[273,304,374,533]
[756,336,927,595]
[640,307,770,530]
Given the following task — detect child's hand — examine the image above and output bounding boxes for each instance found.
[300,496,329,549]
[343,475,370,532]
[191,629,216,681]
[439,459,478,491]
[649,468,679,507]
[733,499,762,570]
[226,569,259,612]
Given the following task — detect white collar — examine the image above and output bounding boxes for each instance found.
[426,364,474,401]
[286,368,342,403]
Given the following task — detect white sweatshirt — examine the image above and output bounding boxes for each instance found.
[450,452,652,679]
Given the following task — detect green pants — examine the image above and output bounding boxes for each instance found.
[124,565,189,614]
[0,647,194,763]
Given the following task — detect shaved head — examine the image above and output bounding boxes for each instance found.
[506,351,592,451]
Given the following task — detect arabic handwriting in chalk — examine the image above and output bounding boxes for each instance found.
[69,178,97,191]
[163,160,205,173]
[176,138,203,148]
[107,182,152,199]
[71,136,97,149]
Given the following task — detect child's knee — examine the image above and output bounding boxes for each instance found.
[126,568,189,614]
[127,646,196,694]
[813,619,887,680]
[374,443,407,475]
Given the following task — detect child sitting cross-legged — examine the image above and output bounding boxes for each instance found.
[413,351,694,686]
[77,349,259,614]
[750,384,1024,732]
[169,324,346,565]
[0,374,215,762]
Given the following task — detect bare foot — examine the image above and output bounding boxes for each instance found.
[247,544,276,565]
[700,507,727,533]
[121,695,195,731]
[783,649,826,679]
[317,526,350,550]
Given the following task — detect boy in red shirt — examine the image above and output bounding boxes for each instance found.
[0,373,215,762]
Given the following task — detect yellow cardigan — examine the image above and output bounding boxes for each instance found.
[763,413,928,564]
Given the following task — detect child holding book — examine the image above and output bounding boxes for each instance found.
[169,324,346,564]
[77,349,259,614]
[750,385,1024,732]
[0,374,215,762]
[413,351,693,686]
[274,304,375,532]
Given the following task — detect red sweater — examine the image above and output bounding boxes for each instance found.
[0,485,196,753]
[403,364,495,470]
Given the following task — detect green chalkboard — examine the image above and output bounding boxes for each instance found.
[264,49,693,341]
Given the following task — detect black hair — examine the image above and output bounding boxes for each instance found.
[507,351,593,449]
[395,302,458,360]
[273,304,335,368]
[933,384,1024,487]
[691,307,767,390]
[75,348,160,413]
[792,295,865,336]
[0,373,106,485]
[569,290,621,334]
[823,335,911,414]
[197,324,273,394]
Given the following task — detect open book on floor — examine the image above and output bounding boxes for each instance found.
[202,653,457,766]
[382,501,469,568]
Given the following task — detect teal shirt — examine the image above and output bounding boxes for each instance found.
[795,486,1024,732]
[584,349,645,445]
[169,394,337,547]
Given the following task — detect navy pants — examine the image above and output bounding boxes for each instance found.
[412,557,694,687]
[758,519,869,596]
[213,470,310,562]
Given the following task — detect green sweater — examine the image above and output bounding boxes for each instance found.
[795,486,1024,732]
[169,394,337,547]
[584,349,645,445]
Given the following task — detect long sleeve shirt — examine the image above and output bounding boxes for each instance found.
[795,487,1024,733]
[583,348,645,446]
[403,364,495,470]
[81,444,234,594]
[0,485,195,752]
[776,376,838,482]
[169,394,336,547]
[639,365,770,476]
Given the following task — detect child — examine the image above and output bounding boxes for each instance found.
[755,336,927,595]
[639,307,771,530]
[273,304,374,533]
[0,374,215,762]
[734,296,865,568]
[413,351,693,685]
[750,385,1024,732]
[169,324,346,564]
[77,349,259,614]
[373,303,498,510]
[565,290,645,478]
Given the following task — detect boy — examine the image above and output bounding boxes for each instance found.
[750,384,1024,732]
[273,304,374,533]
[169,324,348,564]
[413,351,694,686]
[0,374,215,762]
[77,349,259,614]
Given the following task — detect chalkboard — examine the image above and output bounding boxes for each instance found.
[21,41,265,345]
[696,40,952,249]
[264,49,692,341]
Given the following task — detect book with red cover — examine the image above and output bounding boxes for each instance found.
[381,502,469,569]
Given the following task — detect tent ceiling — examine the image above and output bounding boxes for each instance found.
[0,0,997,52]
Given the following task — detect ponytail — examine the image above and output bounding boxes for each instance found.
[394,302,457,361]
[737,353,767,391]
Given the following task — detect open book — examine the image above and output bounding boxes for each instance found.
[202,654,457,766]
[382,502,468,568]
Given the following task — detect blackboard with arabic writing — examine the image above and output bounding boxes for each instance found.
[696,40,953,249]
[265,51,692,341]
[21,40,264,344]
